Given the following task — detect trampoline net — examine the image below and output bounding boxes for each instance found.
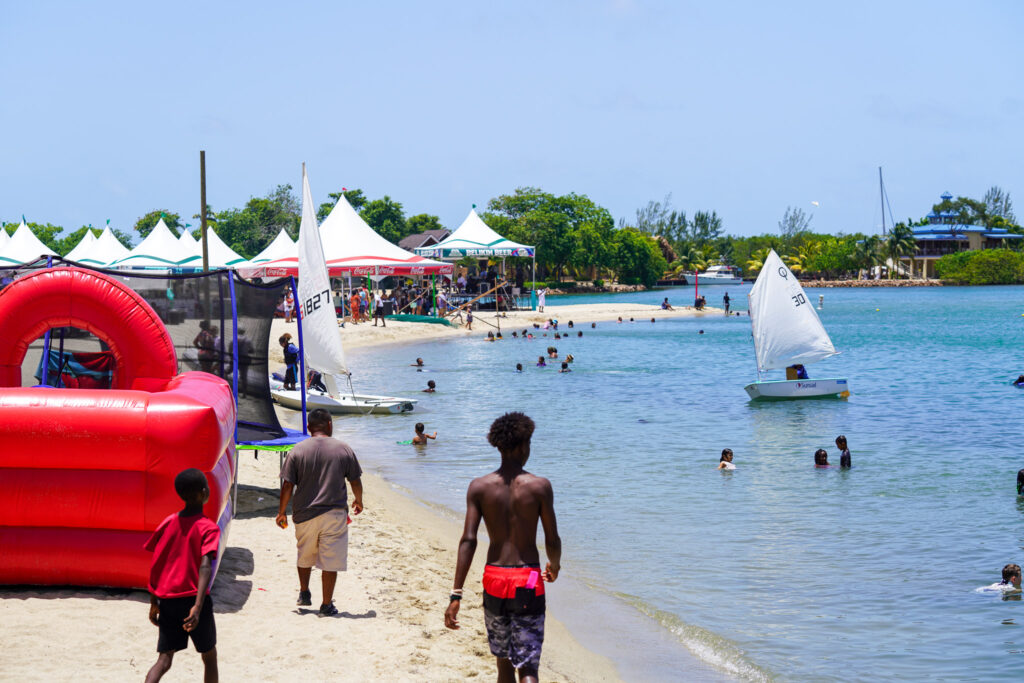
[0,258,288,441]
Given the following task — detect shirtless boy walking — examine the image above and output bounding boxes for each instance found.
[444,412,561,683]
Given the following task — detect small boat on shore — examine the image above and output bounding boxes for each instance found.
[270,379,416,414]
[744,250,849,401]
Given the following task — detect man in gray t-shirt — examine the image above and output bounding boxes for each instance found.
[276,409,363,617]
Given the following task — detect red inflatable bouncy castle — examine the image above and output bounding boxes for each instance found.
[0,268,236,588]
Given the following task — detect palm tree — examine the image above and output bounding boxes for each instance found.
[885,224,917,279]
[746,247,771,276]
[674,245,707,273]
[853,236,882,279]
[784,242,822,275]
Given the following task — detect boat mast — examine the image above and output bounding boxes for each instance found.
[879,166,886,236]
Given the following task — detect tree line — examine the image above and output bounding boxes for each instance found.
[4,184,1018,286]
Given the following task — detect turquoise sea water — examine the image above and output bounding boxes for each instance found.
[318,285,1024,681]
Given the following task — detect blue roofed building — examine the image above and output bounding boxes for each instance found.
[906,192,1024,278]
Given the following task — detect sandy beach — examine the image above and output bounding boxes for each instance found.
[0,301,688,682]
[1,455,618,681]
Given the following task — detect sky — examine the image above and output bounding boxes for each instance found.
[2,0,1022,241]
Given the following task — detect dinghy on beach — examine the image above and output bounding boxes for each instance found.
[744,249,850,401]
[270,378,416,414]
[273,165,418,416]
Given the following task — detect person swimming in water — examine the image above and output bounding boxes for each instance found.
[486,332,495,342]
[591,322,596,329]
[559,362,571,373]
[412,423,437,445]
[515,363,523,373]
[1014,375,1024,387]
[717,448,735,470]
[411,357,424,367]
[982,564,1023,593]
[577,331,582,337]
[565,354,574,363]
[536,356,546,367]
[568,321,574,328]
[1017,469,1024,495]
[814,449,829,467]
[512,331,518,338]
[617,317,623,324]
[547,347,558,359]
[423,380,436,393]
[836,435,851,468]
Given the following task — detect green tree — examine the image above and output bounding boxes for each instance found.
[690,211,723,248]
[360,196,408,244]
[778,206,812,246]
[983,186,1016,226]
[486,187,614,280]
[931,195,987,227]
[214,184,300,257]
[406,213,445,235]
[806,236,859,278]
[611,227,667,286]
[134,210,182,238]
[853,235,883,276]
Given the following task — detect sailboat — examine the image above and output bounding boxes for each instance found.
[269,166,417,415]
[743,249,850,400]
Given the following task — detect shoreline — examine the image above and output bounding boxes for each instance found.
[799,279,943,288]
[270,301,725,360]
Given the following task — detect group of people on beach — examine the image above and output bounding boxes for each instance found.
[144,407,560,683]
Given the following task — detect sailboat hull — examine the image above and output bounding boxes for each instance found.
[271,387,417,414]
[744,378,850,401]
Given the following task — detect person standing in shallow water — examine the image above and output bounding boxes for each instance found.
[445,412,562,683]
[836,435,851,468]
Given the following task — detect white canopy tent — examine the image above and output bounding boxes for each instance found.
[178,229,199,253]
[414,208,534,260]
[0,224,13,259]
[63,229,98,262]
[66,225,132,267]
[241,195,452,278]
[180,228,249,269]
[109,218,197,270]
[249,229,296,264]
[0,221,57,265]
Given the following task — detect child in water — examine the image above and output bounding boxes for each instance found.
[486,332,495,342]
[412,423,437,445]
[981,564,1022,593]
[423,380,436,393]
[559,362,571,373]
[515,363,523,372]
[814,449,830,467]
[536,356,546,367]
[717,448,735,470]
[836,435,851,468]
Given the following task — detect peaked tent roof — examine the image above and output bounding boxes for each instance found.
[414,209,534,259]
[196,229,249,268]
[0,221,57,265]
[109,218,198,269]
[249,229,297,264]
[240,196,452,277]
[64,229,99,262]
[0,224,12,256]
[178,229,199,252]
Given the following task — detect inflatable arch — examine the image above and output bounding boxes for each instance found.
[0,268,236,588]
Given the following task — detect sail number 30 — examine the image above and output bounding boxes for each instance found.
[303,289,331,316]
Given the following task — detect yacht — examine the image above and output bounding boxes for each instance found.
[688,264,742,285]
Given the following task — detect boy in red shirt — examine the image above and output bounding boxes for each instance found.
[144,468,221,683]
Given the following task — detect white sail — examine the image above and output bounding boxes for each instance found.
[748,249,837,372]
[296,166,348,385]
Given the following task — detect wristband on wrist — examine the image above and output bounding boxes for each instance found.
[449,593,462,603]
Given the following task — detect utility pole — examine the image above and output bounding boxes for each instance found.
[200,150,209,272]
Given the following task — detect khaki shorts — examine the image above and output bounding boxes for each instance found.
[294,508,348,571]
